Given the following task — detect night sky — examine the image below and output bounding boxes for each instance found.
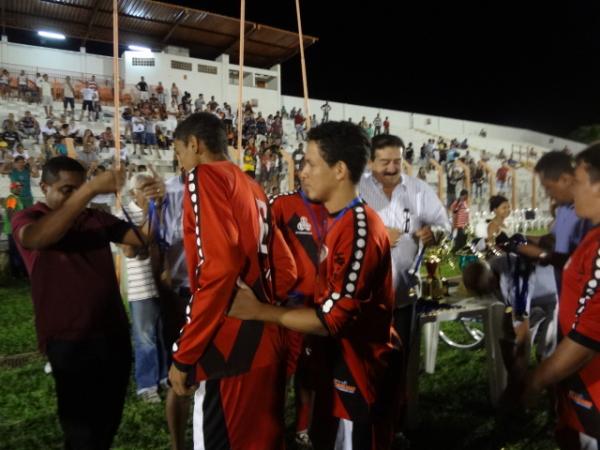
[9,1,600,138]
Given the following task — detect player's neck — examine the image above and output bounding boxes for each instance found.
[199,153,227,164]
[324,183,359,214]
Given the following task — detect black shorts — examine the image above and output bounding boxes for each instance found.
[82,100,93,111]
[63,97,74,109]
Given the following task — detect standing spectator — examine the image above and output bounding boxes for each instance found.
[366,123,375,138]
[320,101,331,123]
[0,69,9,99]
[3,181,27,278]
[88,74,98,91]
[405,142,415,163]
[373,113,383,135]
[92,89,102,121]
[383,116,390,134]
[10,156,159,450]
[418,166,427,181]
[136,76,149,101]
[40,74,54,119]
[359,116,368,129]
[450,189,470,250]
[80,81,95,122]
[194,94,205,112]
[34,72,43,104]
[63,76,75,117]
[144,114,159,157]
[170,83,179,109]
[446,161,464,206]
[3,155,39,207]
[294,109,306,141]
[496,160,510,192]
[120,174,168,403]
[132,110,146,155]
[473,160,486,198]
[17,70,28,101]
[155,81,165,105]
[122,107,133,142]
[207,95,218,111]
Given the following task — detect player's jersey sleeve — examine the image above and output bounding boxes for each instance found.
[172,167,242,370]
[567,238,600,351]
[316,207,383,337]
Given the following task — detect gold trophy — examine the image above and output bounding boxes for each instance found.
[422,255,444,300]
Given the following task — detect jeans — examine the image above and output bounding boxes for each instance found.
[129,298,167,393]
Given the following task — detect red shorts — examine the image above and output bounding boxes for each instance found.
[193,362,286,450]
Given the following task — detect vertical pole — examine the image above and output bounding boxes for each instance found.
[236,0,246,167]
[295,0,311,129]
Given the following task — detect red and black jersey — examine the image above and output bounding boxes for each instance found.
[269,190,327,306]
[172,161,297,382]
[314,199,395,422]
[557,225,600,439]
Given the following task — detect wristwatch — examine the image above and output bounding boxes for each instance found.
[538,251,548,260]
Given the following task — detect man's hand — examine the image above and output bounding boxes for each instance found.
[415,226,434,246]
[227,279,264,321]
[141,165,166,201]
[516,243,545,260]
[87,168,126,194]
[168,364,197,397]
[385,227,402,247]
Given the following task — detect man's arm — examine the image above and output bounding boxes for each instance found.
[525,337,596,400]
[228,281,327,335]
[17,169,124,250]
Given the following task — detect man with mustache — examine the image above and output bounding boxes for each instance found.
[359,134,451,440]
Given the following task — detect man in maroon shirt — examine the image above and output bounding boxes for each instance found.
[11,156,163,450]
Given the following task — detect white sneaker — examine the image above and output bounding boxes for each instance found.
[43,362,52,374]
[138,389,161,404]
[295,431,313,449]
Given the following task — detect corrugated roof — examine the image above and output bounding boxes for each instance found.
[2,0,318,68]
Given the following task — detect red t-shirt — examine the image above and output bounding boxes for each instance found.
[314,200,395,421]
[172,161,297,381]
[269,190,326,305]
[11,203,131,352]
[557,225,600,439]
[497,166,509,182]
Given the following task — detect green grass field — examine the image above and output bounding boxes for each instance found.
[0,280,558,450]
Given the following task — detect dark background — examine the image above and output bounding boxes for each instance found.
[9,1,600,138]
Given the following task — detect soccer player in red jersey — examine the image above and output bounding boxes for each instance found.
[269,189,328,446]
[508,144,600,449]
[229,121,396,450]
[167,112,296,450]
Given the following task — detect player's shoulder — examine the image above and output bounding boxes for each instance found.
[268,190,300,206]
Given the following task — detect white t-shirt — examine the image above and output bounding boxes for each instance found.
[82,88,94,101]
[41,80,52,97]
[132,117,145,133]
[121,201,159,302]
[18,75,27,86]
[64,83,74,98]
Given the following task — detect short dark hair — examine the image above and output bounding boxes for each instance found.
[14,155,25,162]
[534,151,574,180]
[371,134,405,161]
[173,112,228,155]
[307,121,370,184]
[489,194,509,212]
[41,156,85,184]
[460,189,469,197]
[575,142,600,183]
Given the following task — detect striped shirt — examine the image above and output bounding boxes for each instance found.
[450,199,469,229]
[359,171,451,304]
[121,200,159,302]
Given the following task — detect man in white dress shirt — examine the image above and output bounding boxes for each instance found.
[359,134,450,433]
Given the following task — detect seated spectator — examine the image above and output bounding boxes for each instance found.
[81,129,96,149]
[88,164,115,213]
[156,125,170,150]
[3,113,16,131]
[77,142,99,169]
[18,111,40,142]
[12,143,30,160]
[2,120,21,151]
[67,119,81,140]
[40,119,57,142]
[99,127,115,150]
